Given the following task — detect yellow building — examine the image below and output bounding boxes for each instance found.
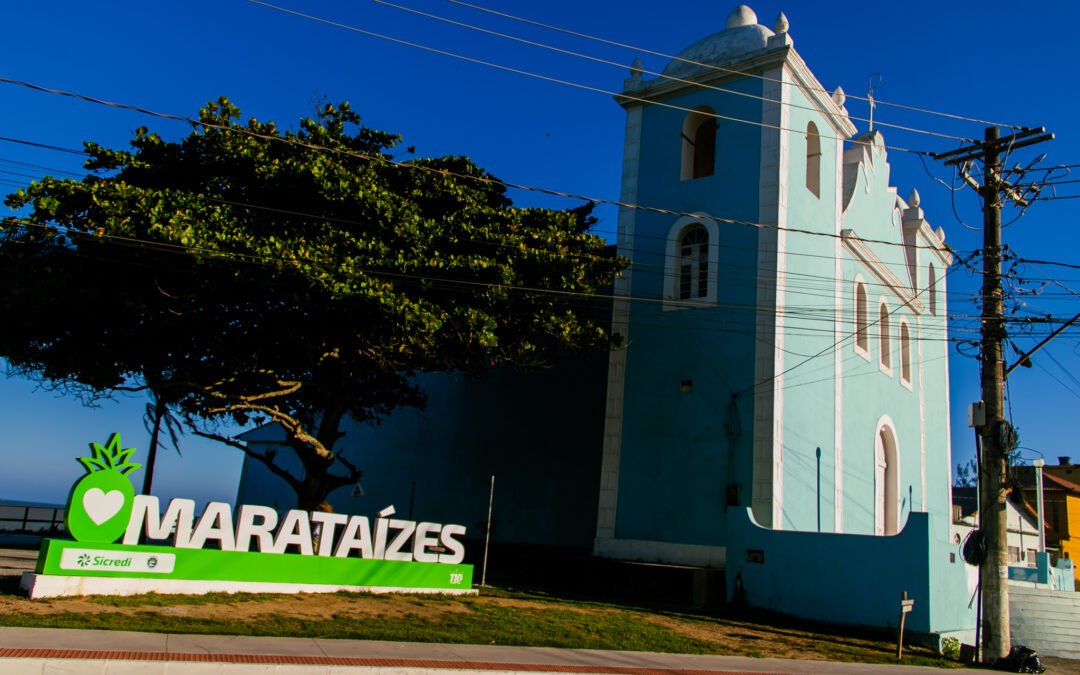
[1020,462,1080,586]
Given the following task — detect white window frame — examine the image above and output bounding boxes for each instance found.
[898,319,912,389]
[878,300,893,376]
[681,107,717,181]
[806,121,821,198]
[663,214,720,310]
[853,275,870,361]
[928,263,938,316]
[874,416,901,536]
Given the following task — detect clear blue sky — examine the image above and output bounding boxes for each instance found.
[1,0,1077,508]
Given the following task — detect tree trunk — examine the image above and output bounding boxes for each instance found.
[142,400,167,495]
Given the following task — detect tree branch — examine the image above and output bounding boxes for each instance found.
[191,429,302,492]
[204,403,329,460]
[335,452,363,483]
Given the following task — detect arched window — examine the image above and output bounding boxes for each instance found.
[899,321,911,385]
[928,263,937,315]
[681,107,716,180]
[879,303,891,371]
[679,228,709,300]
[806,122,821,197]
[663,214,719,310]
[855,281,869,353]
[875,423,900,535]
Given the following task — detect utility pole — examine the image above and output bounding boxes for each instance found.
[932,126,1053,664]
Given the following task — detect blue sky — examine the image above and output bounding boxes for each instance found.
[1,0,1078,508]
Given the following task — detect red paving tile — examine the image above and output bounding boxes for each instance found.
[0,647,780,674]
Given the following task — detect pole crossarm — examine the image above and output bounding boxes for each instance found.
[1005,311,1080,377]
[932,127,1050,166]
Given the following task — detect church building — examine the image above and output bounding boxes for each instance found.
[237,5,975,645]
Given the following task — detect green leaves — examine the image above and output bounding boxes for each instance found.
[78,433,142,476]
[1,96,627,511]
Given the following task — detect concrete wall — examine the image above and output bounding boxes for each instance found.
[237,352,610,551]
[1008,552,1075,592]
[1010,586,1080,659]
[726,508,975,640]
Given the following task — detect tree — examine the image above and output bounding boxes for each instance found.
[955,458,978,488]
[0,98,626,511]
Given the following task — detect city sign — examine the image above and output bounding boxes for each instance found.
[22,433,473,598]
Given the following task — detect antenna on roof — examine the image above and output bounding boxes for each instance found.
[868,73,883,132]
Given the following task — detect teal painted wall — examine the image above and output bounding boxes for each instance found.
[776,85,841,533]
[727,508,975,638]
[612,78,765,546]
[836,139,939,537]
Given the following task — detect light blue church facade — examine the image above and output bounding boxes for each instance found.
[238,5,975,643]
[590,4,971,640]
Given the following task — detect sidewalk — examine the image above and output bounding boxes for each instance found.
[0,626,961,674]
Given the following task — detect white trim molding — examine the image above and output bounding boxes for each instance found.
[594,538,726,569]
[842,230,925,314]
[751,64,788,530]
[594,103,643,544]
[833,132,845,533]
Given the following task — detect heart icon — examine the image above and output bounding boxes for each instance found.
[83,488,125,525]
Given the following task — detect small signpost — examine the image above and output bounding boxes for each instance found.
[897,591,915,660]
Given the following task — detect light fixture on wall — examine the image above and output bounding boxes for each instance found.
[680,379,693,393]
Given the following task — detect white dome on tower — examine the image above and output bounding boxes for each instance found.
[726,5,758,28]
[662,6,774,79]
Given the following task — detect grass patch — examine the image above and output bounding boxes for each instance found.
[88,592,282,607]
[0,585,960,668]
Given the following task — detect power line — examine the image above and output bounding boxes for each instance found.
[371,0,973,144]
[0,75,958,256]
[1031,194,1080,201]
[0,157,87,178]
[730,250,977,396]
[247,1,933,156]
[0,136,86,155]
[1,217,981,341]
[0,158,981,293]
[442,0,1027,131]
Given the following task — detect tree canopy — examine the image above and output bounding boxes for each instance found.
[0,98,626,511]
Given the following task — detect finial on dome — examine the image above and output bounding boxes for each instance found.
[907,188,921,208]
[832,86,846,108]
[726,5,758,29]
[774,12,789,33]
[629,57,643,78]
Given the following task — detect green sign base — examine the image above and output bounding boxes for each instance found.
[23,539,475,599]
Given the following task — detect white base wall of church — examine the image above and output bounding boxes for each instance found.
[593,537,726,569]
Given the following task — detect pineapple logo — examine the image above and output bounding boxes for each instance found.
[66,433,141,544]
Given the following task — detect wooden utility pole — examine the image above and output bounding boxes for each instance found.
[932,126,1053,663]
[978,126,1009,663]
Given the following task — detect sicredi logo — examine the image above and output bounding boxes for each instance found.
[66,434,468,565]
[59,548,176,574]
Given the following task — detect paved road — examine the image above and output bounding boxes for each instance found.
[0,548,35,577]
[3,626,1058,675]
